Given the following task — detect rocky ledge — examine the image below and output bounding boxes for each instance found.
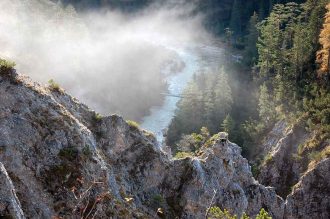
[0,69,329,218]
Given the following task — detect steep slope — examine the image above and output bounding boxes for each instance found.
[257,121,330,219]
[0,68,286,218]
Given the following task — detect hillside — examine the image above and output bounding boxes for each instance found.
[0,61,329,218]
[1,0,330,218]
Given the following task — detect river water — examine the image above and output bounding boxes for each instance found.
[140,43,224,143]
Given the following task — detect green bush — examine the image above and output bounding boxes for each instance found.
[208,207,272,219]
[174,151,194,159]
[93,112,103,122]
[256,208,272,219]
[59,147,79,160]
[263,153,273,165]
[0,58,15,70]
[208,207,238,219]
[152,194,164,206]
[82,145,92,157]
[48,79,62,92]
[126,120,139,129]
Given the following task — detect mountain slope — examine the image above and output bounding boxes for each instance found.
[0,67,286,218]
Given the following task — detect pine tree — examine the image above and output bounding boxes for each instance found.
[213,70,233,131]
[258,83,276,124]
[244,12,259,66]
[222,114,235,134]
[229,0,242,36]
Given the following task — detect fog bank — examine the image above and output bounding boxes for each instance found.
[0,0,211,120]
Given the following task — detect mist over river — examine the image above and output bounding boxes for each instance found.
[141,43,224,143]
[0,0,224,143]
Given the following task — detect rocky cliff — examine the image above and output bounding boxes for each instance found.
[257,121,330,219]
[0,68,329,219]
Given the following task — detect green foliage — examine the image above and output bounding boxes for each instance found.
[166,68,233,148]
[93,112,103,122]
[59,147,79,160]
[175,127,211,153]
[152,194,164,206]
[126,120,139,129]
[229,0,242,36]
[0,58,15,70]
[208,207,271,219]
[244,12,259,66]
[168,0,329,162]
[82,145,92,157]
[208,207,238,219]
[256,208,272,219]
[48,79,61,92]
[263,153,273,165]
[258,83,276,125]
[222,115,235,135]
[251,163,260,177]
[174,151,194,159]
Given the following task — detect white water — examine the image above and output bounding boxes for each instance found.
[140,43,223,143]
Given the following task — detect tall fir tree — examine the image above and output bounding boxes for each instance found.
[244,12,259,66]
[229,0,242,36]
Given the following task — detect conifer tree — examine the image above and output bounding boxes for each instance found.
[258,83,276,124]
[229,0,242,36]
[244,12,259,66]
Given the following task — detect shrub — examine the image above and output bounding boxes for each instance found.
[207,207,271,219]
[256,208,272,219]
[48,79,62,92]
[208,207,238,219]
[93,112,103,122]
[0,58,15,70]
[59,147,79,160]
[126,120,139,129]
[263,153,273,165]
[152,194,164,206]
[174,151,194,159]
[82,145,92,157]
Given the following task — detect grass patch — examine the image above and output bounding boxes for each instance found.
[263,153,273,165]
[308,146,330,169]
[174,151,194,159]
[0,58,15,70]
[126,120,139,129]
[48,79,62,92]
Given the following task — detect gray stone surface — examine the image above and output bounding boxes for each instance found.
[0,71,329,218]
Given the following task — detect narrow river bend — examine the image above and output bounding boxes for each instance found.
[140,44,224,143]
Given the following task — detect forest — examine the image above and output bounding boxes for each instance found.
[165,0,330,169]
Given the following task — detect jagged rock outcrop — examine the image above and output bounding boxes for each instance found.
[257,120,330,219]
[0,69,327,218]
[258,121,311,197]
[284,158,330,219]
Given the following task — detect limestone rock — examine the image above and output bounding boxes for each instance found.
[284,158,330,219]
[258,122,311,197]
[0,162,25,219]
[0,71,328,218]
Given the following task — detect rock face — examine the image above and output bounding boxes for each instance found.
[0,70,328,218]
[284,158,330,219]
[0,162,25,219]
[258,121,311,197]
[257,120,330,219]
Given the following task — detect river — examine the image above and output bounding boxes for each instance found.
[140,43,224,144]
